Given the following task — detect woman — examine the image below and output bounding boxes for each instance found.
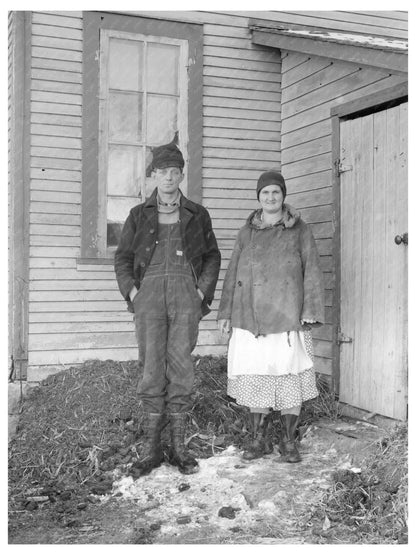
[217,170,324,463]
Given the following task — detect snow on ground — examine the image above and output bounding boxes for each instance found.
[103,426,360,542]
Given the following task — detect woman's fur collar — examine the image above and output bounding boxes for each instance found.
[247,204,301,230]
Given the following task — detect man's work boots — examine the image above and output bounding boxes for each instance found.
[242,412,273,461]
[130,412,164,479]
[279,414,301,463]
[168,412,199,475]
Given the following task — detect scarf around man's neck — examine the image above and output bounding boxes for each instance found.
[157,191,180,214]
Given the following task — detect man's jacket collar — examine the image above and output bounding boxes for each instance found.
[144,188,197,213]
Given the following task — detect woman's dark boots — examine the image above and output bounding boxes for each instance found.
[243,412,273,460]
[130,412,164,478]
[168,412,199,475]
[279,414,301,463]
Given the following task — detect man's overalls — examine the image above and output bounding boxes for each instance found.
[131,220,201,476]
[132,221,201,413]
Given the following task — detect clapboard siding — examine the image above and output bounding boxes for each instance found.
[205,86,279,102]
[29,345,226,377]
[204,137,281,151]
[28,12,84,372]
[205,75,280,93]
[283,69,396,120]
[32,12,83,27]
[205,55,280,73]
[204,107,280,122]
[201,8,281,343]
[205,96,280,112]
[280,50,407,377]
[283,120,331,150]
[282,77,405,135]
[32,101,81,116]
[31,212,80,225]
[282,57,333,88]
[29,311,132,323]
[32,57,82,73]
[32,80,82,95]
[31,149,81,161]
[22,10,407,377]
[24,10,282,374]
[135,11,407,39]
[204,45,279,63]
[205,148,279,162]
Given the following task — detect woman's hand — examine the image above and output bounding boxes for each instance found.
[218,319,231,336]
[129,286,139,302]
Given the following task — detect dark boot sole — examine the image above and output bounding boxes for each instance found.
[169,458,199,474]
[277,456,301,463]
[278,446,301,463]
[129,461,163,479]
[242,450,266,461]
[264,443,274,455]
[168,451,199,474]
[129,453,164,479]
[176,463,199,475]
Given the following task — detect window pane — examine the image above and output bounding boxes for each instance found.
[107,222,123,247]
[145,176,156,199]
[107,196,139,222]
[109,39,143,91]
[147,43,179,95]
[107,196,139,247]
[145,146,156,198]
[109,92,142,142]
[147,95,178,145]
[107,146,141,196]
[145,146,153,173]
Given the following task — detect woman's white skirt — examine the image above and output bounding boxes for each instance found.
[227,327,319,410]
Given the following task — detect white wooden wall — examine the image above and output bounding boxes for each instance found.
[280,52,407,375]
[138,10,407,40]
[29,12,84,376]
[198,13,282,358]
[25,10,407,378]
[27,11,282,378]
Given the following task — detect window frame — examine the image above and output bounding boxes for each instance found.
[99,29,189,256]
[80,11,203,261]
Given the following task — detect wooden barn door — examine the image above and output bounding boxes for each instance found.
[338,102,408,420]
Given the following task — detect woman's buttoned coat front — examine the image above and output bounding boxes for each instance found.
[218,206,325,336]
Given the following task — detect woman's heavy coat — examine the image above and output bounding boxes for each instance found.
[218,205,325,336]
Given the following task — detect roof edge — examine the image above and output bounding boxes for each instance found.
[250,23,407,75]
[249,22,407,53]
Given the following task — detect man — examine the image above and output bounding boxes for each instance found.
[114,142,221,477]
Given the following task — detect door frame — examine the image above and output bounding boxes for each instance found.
[330,81,408,395]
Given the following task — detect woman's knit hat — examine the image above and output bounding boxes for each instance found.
[256,170,286,199]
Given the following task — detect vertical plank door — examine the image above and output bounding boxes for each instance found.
[339,102,407,420]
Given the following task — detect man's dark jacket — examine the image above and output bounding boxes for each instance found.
[114,188,221,316]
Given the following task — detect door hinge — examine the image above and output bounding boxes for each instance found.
[337,329,353,345]
[335,158,353,177]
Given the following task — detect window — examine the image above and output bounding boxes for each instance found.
[81,12,202,260]
[100,30,188,251]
